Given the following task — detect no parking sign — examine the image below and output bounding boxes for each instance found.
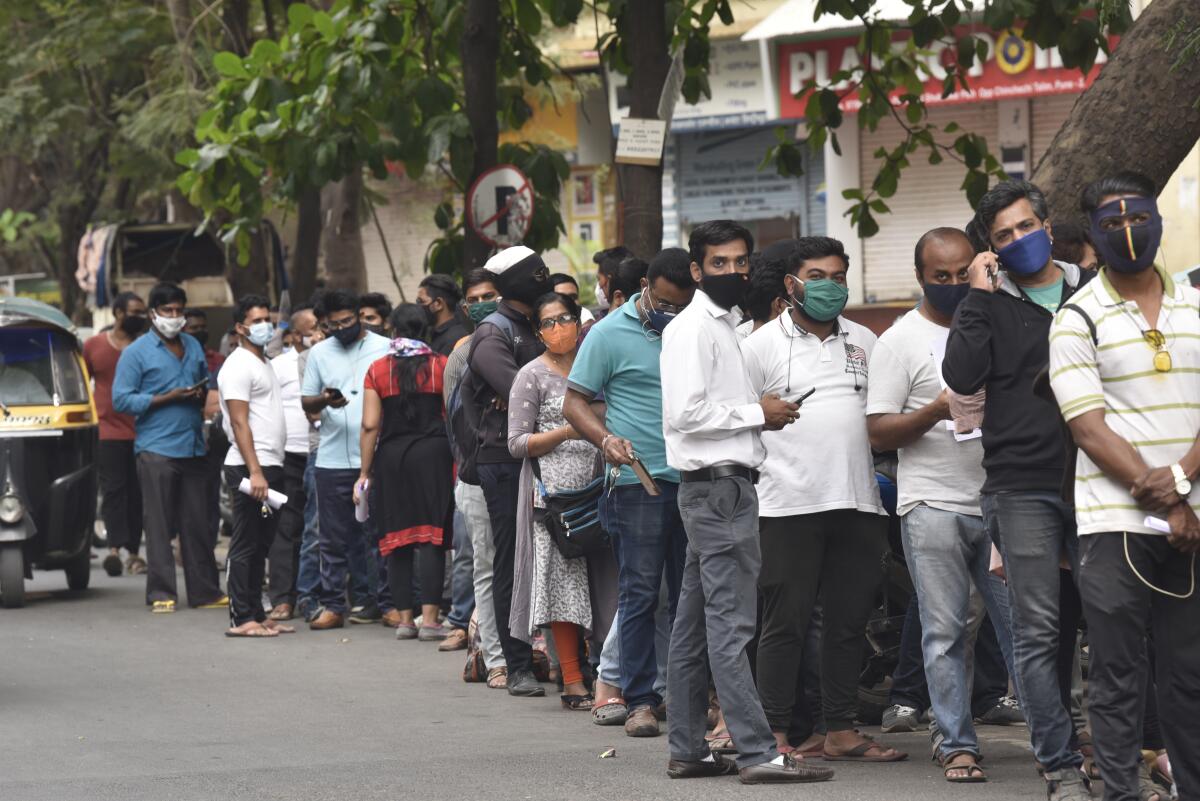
[466,164,535,248]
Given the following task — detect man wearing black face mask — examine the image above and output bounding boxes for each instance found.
[85,291,150,578]
[358,293,393,338]
[465,245,552,697]
[418,275,467,355]
[1050,172,1200,801]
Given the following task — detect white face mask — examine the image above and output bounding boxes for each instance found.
[595,283,609,310]
[301,335,314,350]
[246,321,275,348]
[152,312,186,339]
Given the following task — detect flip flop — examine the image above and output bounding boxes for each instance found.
[824,734,908,763]
[125,556,148,576]
[268,604,294,621]
[151,600,176,614]
[263,620,296,634]
[225,627,279,638]
[705,731,736,754]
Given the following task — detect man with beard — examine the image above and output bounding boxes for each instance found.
[418,275,468,355]
[85,291,150,577]
[466,245,552,698]
[358,293,393,337]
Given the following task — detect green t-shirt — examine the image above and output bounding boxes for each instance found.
[1025,277,1064,312]
[566,293,678,486]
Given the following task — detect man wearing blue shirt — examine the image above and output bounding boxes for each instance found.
[301,289,390,630]
[562,248,696,738]
[113,282,224,613]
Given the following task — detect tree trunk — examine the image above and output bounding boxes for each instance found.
[461,0,500,272]
[617,0,672,260]
[1032,0,1200,223]
[222,0,252,55]
[291,186,322,305]
[321,169,368,292]
[165,0,198,86]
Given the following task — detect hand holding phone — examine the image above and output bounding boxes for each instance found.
[789,387,816,405]
[324,387,348,409]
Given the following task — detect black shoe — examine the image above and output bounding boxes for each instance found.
[102,553,123,577]
[668,753,737,779]
[348,604,381,624]
[507,669,546,697]
[739,755,835,785]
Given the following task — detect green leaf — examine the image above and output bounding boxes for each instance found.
[287,3,315,32]
[516,0,542,36]
[716,0,734,25]
[962,169,990,208]
[213,51,247,78]
[175,148,200,168]
[250,39,283,67]
[313,11,336,40]
[856,206,879,238]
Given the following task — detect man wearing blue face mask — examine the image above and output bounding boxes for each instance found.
[562,247,696,739]
[943,180,1095,801]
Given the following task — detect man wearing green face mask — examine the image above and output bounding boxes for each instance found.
[742,236,903,764]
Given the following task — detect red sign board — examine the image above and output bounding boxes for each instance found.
[777,29,1115,118]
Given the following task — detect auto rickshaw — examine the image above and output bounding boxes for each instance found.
[0,297,97,608]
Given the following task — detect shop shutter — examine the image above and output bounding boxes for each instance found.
[860,103,997,303]
[1031,94,1076,165]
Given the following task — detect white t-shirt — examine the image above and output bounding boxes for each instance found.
[219,346,286,467]
[865,309,985,517]
[741,313,884,517]
[270,348,310,455]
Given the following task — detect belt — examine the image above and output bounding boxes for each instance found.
[680,465,759,484]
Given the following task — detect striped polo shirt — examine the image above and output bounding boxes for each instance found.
[1049,266,1200,536]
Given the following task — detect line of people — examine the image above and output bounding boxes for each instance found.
[86,171,1198,798]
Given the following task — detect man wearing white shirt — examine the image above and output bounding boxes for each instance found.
[660,220,831,785]
[742,236,904,764]
[218,295,288,638]
[866,228,1014,781]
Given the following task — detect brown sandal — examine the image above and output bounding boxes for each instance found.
[486,666,507,689]
[942,751,987,783]
[823,732,908,762]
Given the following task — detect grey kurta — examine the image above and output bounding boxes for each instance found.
[507,357,596,641]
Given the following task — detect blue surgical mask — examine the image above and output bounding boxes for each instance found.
[997,228,1052,276]
[247,321,274,348]
[645,309,676,334]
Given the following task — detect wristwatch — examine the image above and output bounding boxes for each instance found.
[1170,463,1192,498]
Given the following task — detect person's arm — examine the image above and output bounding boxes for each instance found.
[469,322,522,402]
[942,253,999,395]
[563,333,632,465]
[227,399,267,500]
[508,366,577,460]
[356,386,381,504]
[112,346,196,414]
[300,349,346,414]
[865,338,950,451]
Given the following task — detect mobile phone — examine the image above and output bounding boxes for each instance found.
[789,387,816,405]
[629,456,661,497]
[189,378,209,394]
[326,387,345,402]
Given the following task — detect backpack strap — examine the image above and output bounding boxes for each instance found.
[1060,303,1097,346]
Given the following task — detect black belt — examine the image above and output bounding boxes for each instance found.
[680,465,759,484]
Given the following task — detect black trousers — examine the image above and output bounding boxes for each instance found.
[478,462,533,674]
[387,542,446,612]
[757,510,888,732]
[137,453,222,606]
[1078,531,1200,801]
[224,464,285,627]
[97,440,142,555]
[267,452,307,607]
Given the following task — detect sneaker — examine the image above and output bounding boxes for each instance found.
[1045,768,1091,800]
[976,696,1025,726]
[418,624,448,642]
[881,704,921,733]
[348,604,381,624]
[625,705,661,737]
[507,669,546,697]
[395,624,418,640]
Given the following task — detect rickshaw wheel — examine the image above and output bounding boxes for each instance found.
[0,545,24,609]
[65,549,91,591]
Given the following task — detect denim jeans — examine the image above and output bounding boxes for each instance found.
[446,507,476,630]
[296,450,321,611]
[902,504,1015,759]
[597,585,670,699]
[602,481,687,710]
[347,480,386,611]
[316,467,380,614]
[982,490,1082,773]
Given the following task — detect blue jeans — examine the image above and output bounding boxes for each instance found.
[982,490,1082,773]
[296,450,321,611]
[316,467,379,614]
[902,505,1015,759]
[602,481,687,710]
[446,507,475,630]
[597,589,670,698]
[349,480,389,611]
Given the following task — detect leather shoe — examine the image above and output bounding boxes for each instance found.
[438,627,469,651]
[380,609,405,628]
[625,705,660,737]
[309,610,345,630]
[739,755,835,784]
[506,669,546,697]
[668,753,737,779]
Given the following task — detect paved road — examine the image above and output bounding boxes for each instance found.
[1,556,1049,801]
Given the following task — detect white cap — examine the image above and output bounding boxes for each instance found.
[483,245,538,275]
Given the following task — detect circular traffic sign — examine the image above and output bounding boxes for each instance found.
[466,164,535,248]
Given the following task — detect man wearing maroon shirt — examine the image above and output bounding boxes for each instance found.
[83,292,150,577]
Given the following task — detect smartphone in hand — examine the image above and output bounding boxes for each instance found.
[189,378,209,394]
[788,387,816,405]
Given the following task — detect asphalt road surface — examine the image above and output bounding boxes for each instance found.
[1,556,1050,801]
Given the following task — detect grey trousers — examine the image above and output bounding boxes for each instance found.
[455,481,504,670]
[137,452,222,606]
[667,475,776,768]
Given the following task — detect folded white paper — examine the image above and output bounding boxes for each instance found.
[355,479,370,522]
[237,478,287,510]
[1144,515,1171,534]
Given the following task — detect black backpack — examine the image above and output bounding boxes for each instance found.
[449,312,516,485]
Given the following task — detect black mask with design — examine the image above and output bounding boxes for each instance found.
[700,272,749,311]
[493,252,552,306]
[1089,195,1163,274]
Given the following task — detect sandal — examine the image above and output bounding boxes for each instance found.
[263,620,296,634]
[592,697,628,726]
[268,604,294,621]
[125,556,147,575]
[823,732,908,763]
[561,694,595,711]
[942,751,987,783]
[1083,755,1102,782]
[151,600,176,614]
[486,666,507,690]
[705,729,737,755]
[1140,761,1169,801]
[226,622,279,638]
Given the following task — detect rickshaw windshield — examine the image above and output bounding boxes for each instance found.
[0,327,88,407]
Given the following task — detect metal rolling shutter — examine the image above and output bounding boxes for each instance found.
[1031,94,1076,165]
[860,103,997,303]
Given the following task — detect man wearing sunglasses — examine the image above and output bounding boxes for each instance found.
[1050,171,1200,801]
[563,248,695,738]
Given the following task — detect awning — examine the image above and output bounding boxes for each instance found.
[742,0,913,41]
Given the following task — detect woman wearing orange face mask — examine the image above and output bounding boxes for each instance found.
[507,292,600,710]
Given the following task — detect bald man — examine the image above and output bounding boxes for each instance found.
[266,307,322,619]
